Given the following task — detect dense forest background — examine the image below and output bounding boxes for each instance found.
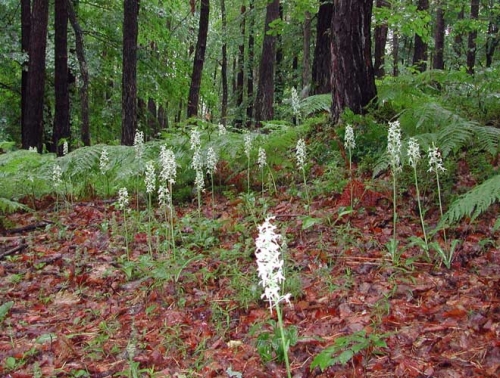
[1,0,499,150]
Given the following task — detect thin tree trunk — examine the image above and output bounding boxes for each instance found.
[21,0,31,145]
[246,0,255,124]
[22,0,49,151]
[467,0,480,74]
[67,0,90,146]
[311,1,333,94]
[331,0,377,123]
[54,0,70,156]
[374,0,389,78]
[302,11,311,92]
[121,0,140,145]
[453,5,465,62]
[433,3,445,70]
[235,4,246,126]
[392,32,399,76]
[486,19,499,67]
[254,0,280,127]
[274,4,284,103]
[412,0,429,72]
[220,0,228,126]
[187,0,210,118]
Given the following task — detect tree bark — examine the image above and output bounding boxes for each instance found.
[467,0,480,74]
[235,4,245,126]
[67,0,90,146]
[54,0,70,156]
[412,0,429,72]
[220,0,228,126]
[302,11,311,91]
[486,19,499,67]
[246,0,255,124]
[254,0,280,127]
[187,0,210,118]
[21,0,31,145]
[374,0,389,78]
[311,1,333,94]
[331,0,377,123]
[433,3,445,70]
[121,0,140,146]
[22,0,49,151]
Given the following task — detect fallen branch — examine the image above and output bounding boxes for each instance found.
[0,243,27,259]
[2,221,52,235]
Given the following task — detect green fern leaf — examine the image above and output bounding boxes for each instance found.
[0,197,31,214]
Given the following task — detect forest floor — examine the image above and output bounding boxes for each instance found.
[0,168,499,377]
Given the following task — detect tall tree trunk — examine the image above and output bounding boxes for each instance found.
[467,0,480,74]
[374,0,389,78]
[148,98,157,135]
[54,0,70,156]
[274,4,284,104]
[311,1,333,94]
[302,11,311,92]
[187,0,210,118]
[246,0,255,124]
[453,5,465,63]
[331,0,377,123]
[21,0,31,144]
[392,32,399,76]
[254,0,280,127]
[412,0,429,72]
[235,4,246,126]
[220,0,228,126]
[433,2,445,70]
[67,0,90,146]
[22,0,49,151]
[121,0,140,145]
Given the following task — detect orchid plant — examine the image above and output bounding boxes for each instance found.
[387,120,402,263]
[206,146,218,208]
[344,124,356,209]
[117,187,130,259]
[144,160,156,254]
[255,217,292,378]
[159,146,177,255]
[296,138,310,212]
[244,133,253,193]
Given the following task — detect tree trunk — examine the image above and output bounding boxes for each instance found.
[433,3,445,70]
[412,0,429,72]
[392,32,399,76]
[148,98,158,135]
[453,5,465,63]
[467,0,480,74]
[274,4,284,104]
[486,19,499,67]
[54,0,70,156]
[302,11,311,92]
[254,0,280,127]
[121,0,140,146]
[246,0,255,124]
[235,4,245,126]
[311,1,333,94]
[331,0,377,123]
[67,0,90,146]
[187,0,210,118]
[22,0,49,151]
[374,0,389,78]
[21,0,31,145]
[220,0,228,126]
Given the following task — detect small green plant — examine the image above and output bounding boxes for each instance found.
[310,330,389,371]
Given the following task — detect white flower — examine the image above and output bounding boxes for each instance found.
[134,130,144,160]
[218,123,227,136]
[159,146,176,185]
[144,161,156,194]
[296,138,306,169]
[387,120,402,172]
[291,87,300,117]
[28,146,37,153]
[190,128,201,150]
[258,147,267,169]
[407,137,421,168]
[206,147,218,175]
[52,164,63,187]
[158,185,170,207]
[344,124,356,150]
[62,141,68,156]
[244,133,253,158]
[428,143,446,173]
[99,148,110,175]
[255,217,291,312]
[117,187,129,210]
[191,148,204,172]
[194,169,205,192]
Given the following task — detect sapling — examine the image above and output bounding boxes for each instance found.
[296,138,310,212]
[407,137,429,258]
[255,217,292,378]
[387,120,402,263]
[344,124,356,209]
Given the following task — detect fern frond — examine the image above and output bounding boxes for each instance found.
[299,94,331,117]
[0,197,31,214]
[441,174,500,224]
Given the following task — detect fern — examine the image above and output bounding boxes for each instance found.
[0,197,31,214]
[299,94,331,117]
[441,174,500,225]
